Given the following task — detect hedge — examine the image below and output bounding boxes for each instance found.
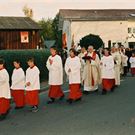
[0,49,50,82]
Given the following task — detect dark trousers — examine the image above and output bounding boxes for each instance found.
[123,66,128,76]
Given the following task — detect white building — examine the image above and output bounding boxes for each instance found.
[59,9,135,49]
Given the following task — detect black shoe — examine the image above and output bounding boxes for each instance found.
[47,98,55,104]
[15,106,24,110]
[102,90,107,95]
[0,114,7,121]
[75,98,82,102]
[111,87,115,92]
[31,106,39,113]
[67,99,73,104]
[5,108,10,116]
[59,95,65,101]
[94,89,99,93]
[89,91,94,94]
[115,85,118,88]
[83,91,89,95]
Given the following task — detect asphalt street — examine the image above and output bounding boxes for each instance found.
[0,77,135,135]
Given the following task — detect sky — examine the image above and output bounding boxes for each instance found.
[0,0,135,21]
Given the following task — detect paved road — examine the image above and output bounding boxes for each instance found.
[1,77,135,135]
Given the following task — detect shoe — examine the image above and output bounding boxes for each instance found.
[111,87,115,92]
[31,106,39,113]
[75,98,82,102]
[5,108,10,116]
[59,95,65,101]
[47,100,55,104]
[0,114,7,121]
[114,85,118,88]
[67,99,73,104]
[89,91,96,94]
[94,89,99,93]
[15,106,24,110]
[83,91,89,95]
[102,90,107,95]
[47,98,55,104]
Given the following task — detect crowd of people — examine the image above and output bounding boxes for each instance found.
[0,45,135,121]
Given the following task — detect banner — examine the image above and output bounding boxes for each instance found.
[62,33,67,48]
[20,32,29,43]
[63,20,72,50]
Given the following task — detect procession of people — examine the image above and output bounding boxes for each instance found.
[0,44,135,121]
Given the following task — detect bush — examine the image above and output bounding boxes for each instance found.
[80,34,104,50]
[0,49,50,82]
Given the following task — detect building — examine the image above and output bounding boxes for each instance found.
[0,17,41,50]
[59,9,135,49]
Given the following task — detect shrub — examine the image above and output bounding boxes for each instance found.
[80,34,104,50]
[0,49,50,82]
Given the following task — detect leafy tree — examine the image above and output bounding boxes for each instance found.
[52,13,62,49]
[22,5,33,19]
[38,13,62,49]
[38,18,55,41]
[80,34,104,50]
[52,13,59,40]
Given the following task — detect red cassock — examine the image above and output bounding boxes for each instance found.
[25,90,39,106]
[48,85,64,98]
[131,68,135,75]
[11,90,25,107]
[68,84,82,100]
[102,79,115,91]
[0,98,10,114]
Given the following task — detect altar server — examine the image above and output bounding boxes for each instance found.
[129,52,135,76]
[65,48,82,104]
[25,58,40,112]
[11,60,25,109]
[0,59,11,121]
[46,46,64,104]
[100,48,115,95]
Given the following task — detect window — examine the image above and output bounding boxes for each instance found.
[128,28,132,33]
[133,28,135,33]
[20,32,29,43]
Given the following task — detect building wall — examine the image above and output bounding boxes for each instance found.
[70,21,128,48]
[128,20,135,42]
[0,30,40,50]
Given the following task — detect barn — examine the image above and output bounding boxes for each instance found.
[0,17,41,50]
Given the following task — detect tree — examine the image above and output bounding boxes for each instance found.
[23,5,33,19]
[38,18,55,41]
[52,13,62,49]
[80,34,104,50]
[38,13,62,49]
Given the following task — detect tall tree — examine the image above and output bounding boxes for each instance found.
[23,5,33,19]
[38,18,55,41]
[52,13,62,48]
[38,13,62,49]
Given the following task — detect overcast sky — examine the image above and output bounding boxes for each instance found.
[0,0,135,20]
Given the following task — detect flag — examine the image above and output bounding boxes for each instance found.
[62,33,67,48]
